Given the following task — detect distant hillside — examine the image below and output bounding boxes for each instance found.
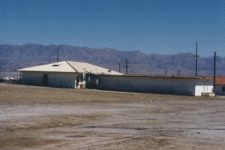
[0,43,224,76]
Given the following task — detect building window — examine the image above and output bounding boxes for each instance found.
[222,86,225,91]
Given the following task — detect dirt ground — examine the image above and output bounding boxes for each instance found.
[0,83,225,150]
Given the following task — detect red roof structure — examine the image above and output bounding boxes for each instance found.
[209,77,225,85]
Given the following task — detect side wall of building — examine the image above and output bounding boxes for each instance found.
[48,72,78,88]
[21,72,44,86]
[215,85,225,95]
[21,72,82,88]
[93,76,199,96]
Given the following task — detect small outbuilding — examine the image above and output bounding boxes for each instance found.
[17,61,123,88]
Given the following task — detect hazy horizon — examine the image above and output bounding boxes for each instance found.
[0,43,222,57]
[1,0,224,57]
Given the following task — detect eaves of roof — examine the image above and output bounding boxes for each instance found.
[95,74,213,80]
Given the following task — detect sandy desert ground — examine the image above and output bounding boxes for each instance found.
[0,83,225,150]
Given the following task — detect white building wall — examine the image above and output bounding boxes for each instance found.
[21,72,82,88]
[95,76,199,96]
[195,80,213,96]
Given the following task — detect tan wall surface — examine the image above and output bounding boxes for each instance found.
[95,76,210,96]
[22,72,79,88]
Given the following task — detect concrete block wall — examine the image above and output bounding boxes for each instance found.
[22,72,79,88]
[94,75,198,96]
[48,72,78,88]
[22,72,43,85]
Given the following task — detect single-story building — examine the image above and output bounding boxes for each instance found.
[17,61,123,88]
[17,61,215,96]
[89,74,214,96]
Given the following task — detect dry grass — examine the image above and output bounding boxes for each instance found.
[0,83,218,105]
[0,83,225,149]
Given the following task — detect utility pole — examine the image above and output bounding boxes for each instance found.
[57,48,59,62]
[178,70,180,76]
[49,59,51,64]
[195,41,198,76]
[125,59,128,75]
[0,44,2,77]
[119,63,121,72]
[213,51,216,93]
[165,70,167,76]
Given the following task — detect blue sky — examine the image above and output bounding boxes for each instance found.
[0,0,224,57]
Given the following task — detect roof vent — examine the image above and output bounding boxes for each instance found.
[108,69,111,72]
[52,64,61,67]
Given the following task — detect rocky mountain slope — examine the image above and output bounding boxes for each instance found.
[0,44,224,76]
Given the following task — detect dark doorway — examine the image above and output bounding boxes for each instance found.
[76,75,79,87]
[43,74,48,86]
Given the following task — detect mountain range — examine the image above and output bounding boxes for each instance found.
[0,43,224,77]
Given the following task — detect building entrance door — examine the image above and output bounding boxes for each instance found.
[43,74,48,86]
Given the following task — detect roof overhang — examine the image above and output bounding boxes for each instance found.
[94,74,213,80]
